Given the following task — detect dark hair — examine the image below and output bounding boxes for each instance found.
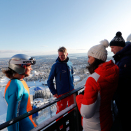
[2,68,16,79]
[86,58,104,74]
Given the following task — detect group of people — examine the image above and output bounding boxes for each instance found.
[76,32,131,131]
[3,31,131,131]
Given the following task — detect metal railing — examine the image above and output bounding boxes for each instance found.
[32,104,77,131]
[0,86,84,131]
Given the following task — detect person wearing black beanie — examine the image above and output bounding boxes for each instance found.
[110,31,131,130]
[110,32,125,47]
[110,32,125,54]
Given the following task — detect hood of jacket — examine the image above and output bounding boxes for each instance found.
[113,44,131,62]
[95,60,119,83]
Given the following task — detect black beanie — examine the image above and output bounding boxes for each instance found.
[110,31,125,47]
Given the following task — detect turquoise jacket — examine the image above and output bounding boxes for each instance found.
[4,79,36,131]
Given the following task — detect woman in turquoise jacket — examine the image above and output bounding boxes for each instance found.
[3,54,37,131]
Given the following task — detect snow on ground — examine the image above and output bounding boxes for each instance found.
[0,89,8,131]
[75,75,89,89]
[26,80,46,88]
[0,85,7,124]
[31,70,45,76]
[32,97,57,125]
[42,79,48,85]
[0,91,7,116]
[0,77,9,87]
[26,80,48,95]
[33,98,50,106]
[74,76,80,82]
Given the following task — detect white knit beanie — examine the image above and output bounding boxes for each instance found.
[87,39,109,62]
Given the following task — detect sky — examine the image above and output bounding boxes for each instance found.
[0,0,131,58]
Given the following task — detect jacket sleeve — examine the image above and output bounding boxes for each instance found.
[76,94,84,111]
[47,64,57,95]
[116,57,131,94]
[6,82,23,131]
[76,77,98,119]
[118,57,131,79]
[7,94,19,131]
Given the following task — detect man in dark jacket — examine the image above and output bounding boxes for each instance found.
[47,47,74,120]
[110,31,131,130]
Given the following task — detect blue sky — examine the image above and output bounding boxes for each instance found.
[0,0,131,58]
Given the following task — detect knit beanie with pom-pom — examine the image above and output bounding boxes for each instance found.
[87,39,109,62]
[110,31,125,47]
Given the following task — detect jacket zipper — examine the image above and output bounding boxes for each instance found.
[60,73,61,81]
[66,63,70,91]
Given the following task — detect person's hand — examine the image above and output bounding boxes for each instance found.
[79,90,84,95]
[53,94,58,97]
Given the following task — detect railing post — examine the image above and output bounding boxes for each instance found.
[73,92,83,131]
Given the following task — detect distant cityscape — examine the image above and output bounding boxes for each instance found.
[0,53,89,87]
[0,52,113,88]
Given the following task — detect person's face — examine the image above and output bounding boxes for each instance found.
[25,64,32,76]
[88,56,95,65]
[110,46,123,54]
[58,51,68,61]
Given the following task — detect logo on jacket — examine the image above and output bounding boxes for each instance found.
[62,70,66,73]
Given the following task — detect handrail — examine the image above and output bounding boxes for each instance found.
[31,104,77,131]
[0,86,84,130]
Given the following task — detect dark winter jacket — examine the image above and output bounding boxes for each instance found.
[47,57,74,95]
[113,44,131,102]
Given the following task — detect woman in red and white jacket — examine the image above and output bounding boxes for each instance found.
[76,40,119,131]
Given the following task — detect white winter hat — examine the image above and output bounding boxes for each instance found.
[87,39,109,62]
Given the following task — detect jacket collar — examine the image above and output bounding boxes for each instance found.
[56,57,69,63]
[113,44,131,62]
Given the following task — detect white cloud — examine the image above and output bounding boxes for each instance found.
[0,50,30,53]
[40,45,48,47]
[0,50,32,58]
[76,49,86,50]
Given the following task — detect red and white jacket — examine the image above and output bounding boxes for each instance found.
[76,60,119,131]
